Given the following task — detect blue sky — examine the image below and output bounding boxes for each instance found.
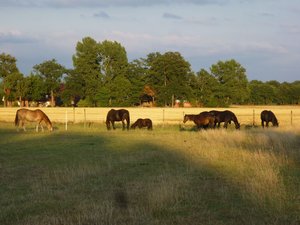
[0,0,299,82]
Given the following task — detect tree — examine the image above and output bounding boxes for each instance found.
[99,40,130,106]
[73,37,102,106]
[33,59,66,106]
[0,53,21,106]
[192,69,220,106]
[210,59,250,105]
[145,52,192,106]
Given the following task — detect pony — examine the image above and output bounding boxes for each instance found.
[260,110,279,128]
[209,110,240,129]
[131,118,153,130]
[15,108,53,132]
[183,113,215,129]
[106,109,130,130]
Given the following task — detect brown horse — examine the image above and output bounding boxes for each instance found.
[183,113,215,129]
[106,109,130,130]
[209,110,240,129]
[131,118,153,130]
[261,110,279,128]
[15,108,53,132]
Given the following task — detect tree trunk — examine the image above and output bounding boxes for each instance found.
[51,90,55,107]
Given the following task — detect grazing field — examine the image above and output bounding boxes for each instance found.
[0,122,299,225]
[0,105,300,128]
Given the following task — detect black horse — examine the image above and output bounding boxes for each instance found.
[106,109,130,130]
[209,110,240,129]
[131,118,153,130]
[260,110,278,128]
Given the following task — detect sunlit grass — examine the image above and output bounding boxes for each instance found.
[0,122,299,225]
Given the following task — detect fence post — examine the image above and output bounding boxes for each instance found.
[84,108,87,129]
[291,110,293,126]
[73,107,75,123]
[253,109,255,126]
[65,109,68,131]
[163,109,165,127]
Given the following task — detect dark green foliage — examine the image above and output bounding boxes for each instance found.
[1,40,299,107]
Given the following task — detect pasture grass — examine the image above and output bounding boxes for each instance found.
[0,122,299,225]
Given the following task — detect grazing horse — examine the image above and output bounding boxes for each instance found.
[15,108,53,132]
[183,113,215,129]
[209,110,240,129]
[106,109,130,130]
[261,110,278,128]
[131,118,153,130]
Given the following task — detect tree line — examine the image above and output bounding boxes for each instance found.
[1,36,299,107]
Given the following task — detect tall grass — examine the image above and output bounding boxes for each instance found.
[0,122,299,225]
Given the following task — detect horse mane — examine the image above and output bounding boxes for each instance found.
[39,110,52,127]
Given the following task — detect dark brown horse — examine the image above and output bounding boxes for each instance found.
[106,109,130,130]
[261,110,278,128]
[15,108,53,132]
[131,118,153,130]
[183,113,215,129]
[209,110,240,129]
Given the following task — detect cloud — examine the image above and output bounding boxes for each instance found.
[0,0,229,8]
[0,30,38,44]
[93,11,110,19]
[162,13,182,20]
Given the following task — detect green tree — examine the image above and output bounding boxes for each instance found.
[126,59,148,105]
[33,59,66,106]
[192,69,220,106]
[23,74,46,103]
[146,52,192,106]
[0,53,21,106]
[210,59,250,105]
[99,40,130,106]
[73,37,102,106]
[249,80,275,104]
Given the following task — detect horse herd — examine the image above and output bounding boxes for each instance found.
[14,108,279,132]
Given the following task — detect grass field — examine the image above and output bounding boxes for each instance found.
[0,122,299,225]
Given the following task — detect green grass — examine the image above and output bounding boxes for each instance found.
[0,122,299,225]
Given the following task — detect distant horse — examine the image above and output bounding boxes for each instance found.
[209,110,240,129]
[15,108,53,132]
[183,113,215,129]
[131,118,153,130]
[106,109,130,130]
[261,110,278,128]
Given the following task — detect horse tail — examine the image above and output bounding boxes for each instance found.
[15,110,19,126]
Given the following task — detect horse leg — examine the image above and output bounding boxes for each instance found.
[261,120,264,128]
[122,120,125,130]
[112,121,116,130]
[126,119,130,130]
[40,123,44,132]
[224,121,228,129]
[266,121,269,127]
[22,121,26,132]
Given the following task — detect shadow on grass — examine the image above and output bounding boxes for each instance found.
[0,127,299,225]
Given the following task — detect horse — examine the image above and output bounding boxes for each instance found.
[15,108,53,132]
[131,118,153,130]
[261,110,279,128]
[106,109,130,130]
[183,113,215,129]
[209,110,240,129]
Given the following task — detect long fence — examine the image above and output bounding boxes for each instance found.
[0,106,299,129]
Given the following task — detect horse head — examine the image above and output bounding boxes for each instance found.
[183,115,189,123]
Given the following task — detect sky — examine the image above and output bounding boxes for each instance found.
[0,0,300,82]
